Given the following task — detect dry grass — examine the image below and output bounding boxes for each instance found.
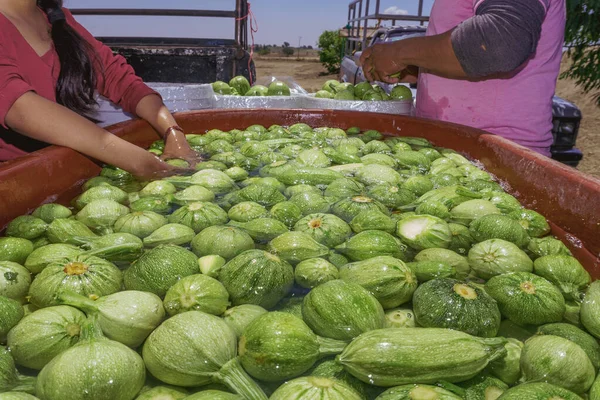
[254,56,600,178]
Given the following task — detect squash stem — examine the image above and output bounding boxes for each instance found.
[56,290,99,315]
[11,375,37,394]
[79,313,104,342]
[215,358,268,400]
[83,243,142,260]
[317,336,347,357]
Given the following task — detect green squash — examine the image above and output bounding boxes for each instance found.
[114,211,167,238]
[189,169,237,194]
[361,153,396,167]
[356,164,403,186]
[6,305,85,370]
[191,226,254,260]
[362,140,391,154]
[413,248,470,279]
[268,232,330,264]
[142,311,267,399]
[591,375,600,400]
[415,200,451,220]
[172,185,215,206]
[468,239,533,279]
[496,382,583,400]
[77,232,143,262]
[448,223,475,255]
[82,176,112,191]
[198,255,226,278]
[485,272,565,326]
[28,255,122,308]
[0,345,36,393]
[294,258,339,289]
[168,202,228,233]
[336,230,407,261]
[231,184,286,207]
[449,199,501,226]
[46,218,96,245]
[6,216,47,240]
[487,338,523,385]
[274,295,305,319]
[228,218,289,242]
[521,335,594,394]
[227,202,268,222]
[23,244,82,275]
[135,386,188,400]
[527,236,572,259]
[0,296,23,342]
[563,300,581,327]
[0,261,31,302]
[402,175,434,197]
[339,256,417,309]
[36,314,146,400]
[75,185,128,209]
[0,238,34,265]
[270,166,343,186]
[293,213,352,248]
[394,151,432,171]
[375,384,462,400]
[367,184,416,209]
[222,304,267,338]
[536,323,600,369]
[0,392,39,399]
[331,196,389,222]
[296,148,332,168]
[533,255,590,301]
[413,278,501,337]
[407,261,456,282]
[458,375,508,400]
[269,376,363,400]
[32,203,72,223]
[284,184,321,198]
[396,215,452,250]
[143,223,196,247]
[469,214,530,248]
[124,245,198,298]
[581,281,600,339]
[218,250,294,309]
[337,328,507,386]
[302,280,385,340]
[349,210,396,234]
[508,209,551,238]
[288,192,331,216]
[182,390,241,400]
[384,308,416,328]
[239,312,346,382]
[307,358,379,399]
[163,274,229,316]
[129,196,172,214]
[58,290,165,348]
[270,201,303,228]
[324,178,365,200]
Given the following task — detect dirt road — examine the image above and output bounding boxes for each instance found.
[254,56,599,178]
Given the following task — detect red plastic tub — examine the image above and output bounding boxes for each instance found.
[1,109,598,275]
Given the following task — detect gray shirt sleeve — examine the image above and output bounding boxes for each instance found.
[451,0,547,78]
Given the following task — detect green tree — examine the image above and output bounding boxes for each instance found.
[282,47,295,56]
[563,0,600,104]
[318,30,344,74]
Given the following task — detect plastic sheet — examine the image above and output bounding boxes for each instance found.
[303,94,413,115]
[213,94,306,110]
[252,76,309,95]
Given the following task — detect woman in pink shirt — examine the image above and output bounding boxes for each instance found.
[0,0,198,177]
[360,0,565,156]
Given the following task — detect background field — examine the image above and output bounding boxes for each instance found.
[254,54,600,178]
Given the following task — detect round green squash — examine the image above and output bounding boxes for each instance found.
[307,358,378,399]
[167,202,228,233]
[28,255,123,308]
[129,195,172,214]
[0,345,36,393]
[24,244,83,274]
[396,215,452,251]
[449,199,501,226]
[0,392,40,399]
[163,274,230,316]
[339,256,417,309]
[413,278,501,337]
[337,328,507,387]
[0,238,34,265]
[294,258,339,289]
[231,184,286,207]
[142,311,267,399]
[58,290,165,348]
[0,296,23,343]
[269,376,363,400]
[508,209,551,238]
[6,216,47,240]
[496,382,583,400]
[182,390,242,400]
[267,232,330,264]
[239,312,347,382]
[331,196,389,222]
[459,375,508,400]
[135,385,188,400]
[324,178,365,200]
[527,236,572,259]
[273,295,305,319]
[32,203,73,223]
[468,239,533,280]
[407,261,456,282]
[218,250,294,309]
[448,223,475,255]
[384,308,416,328]
[124,245,198,298]
[533,255,591,301]
[485,272,565,326]
[288,192,331,216]
[75,185,128,209]
[375,384,463,400]
[581,281,600,339]
[6,305,85,370]
[75,199,129,230]
[336,230,407,262]
[191,226,254,260]
[414,248,470,278]
[302,280,385,340]
[469,214,530,248]
[227,201,268,222]
[293,213,352,248]
[536,323,600,370]
[349,209,397,234]
[227,218,289,243]
[367,184,416,209]
[114,211,167,238]
[172,185,216,205]
[521,335,594,394]
[0,261,31,303]
[487,338,524,385]
[222,304,267,338]
[36,315,146,400]
[270,201,303,228]
[143,223,196,247]
[188,169,237,194]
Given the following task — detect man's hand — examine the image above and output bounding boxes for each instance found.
[359,42,413,84]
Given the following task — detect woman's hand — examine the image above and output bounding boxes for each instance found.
[359,42,419,84]
[131,153,192,180]
[161,128,202,168]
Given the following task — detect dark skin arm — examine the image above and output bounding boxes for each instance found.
[359,30,468,84]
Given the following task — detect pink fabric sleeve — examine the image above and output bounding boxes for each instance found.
[0,42,34,128]
[63,9,160,115]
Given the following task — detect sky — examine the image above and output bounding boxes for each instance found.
[65,0,433,48]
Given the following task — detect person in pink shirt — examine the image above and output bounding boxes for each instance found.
[0,0,198,177]
[360,0,565,156]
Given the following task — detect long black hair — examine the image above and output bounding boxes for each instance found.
[37,0,98,117]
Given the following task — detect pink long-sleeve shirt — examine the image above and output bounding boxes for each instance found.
[0,7,156,160]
